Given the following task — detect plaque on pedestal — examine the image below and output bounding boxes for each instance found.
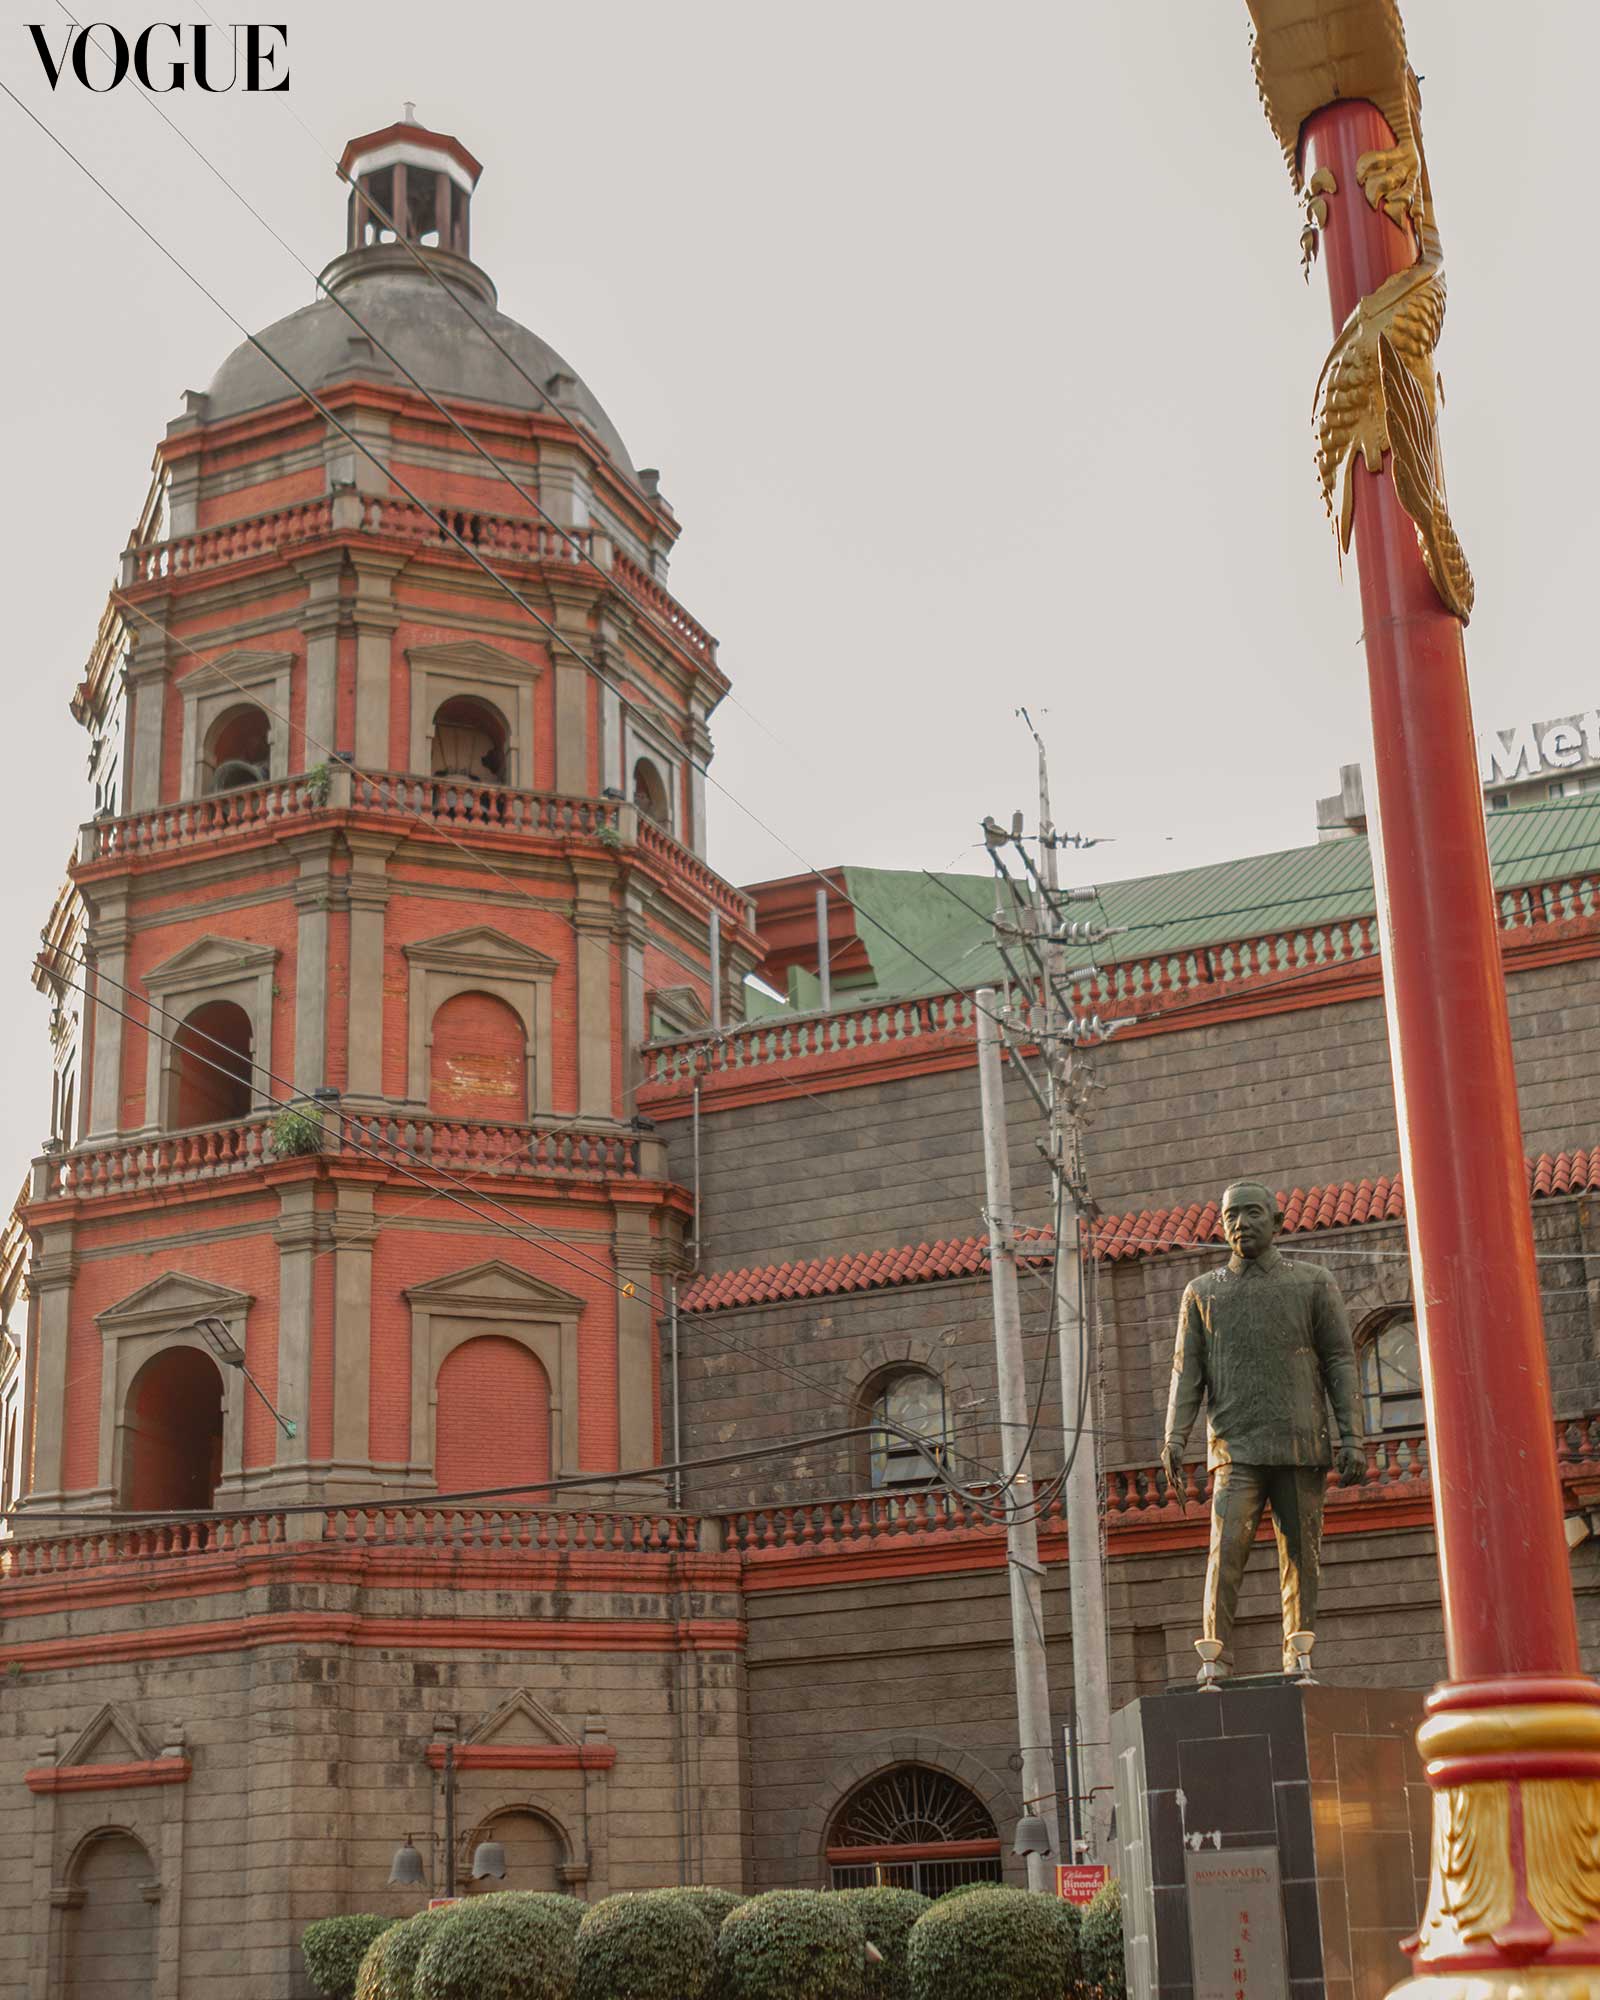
[1111,1679,1428,2000]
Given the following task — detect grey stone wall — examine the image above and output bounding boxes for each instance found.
[670,957,1600,1272]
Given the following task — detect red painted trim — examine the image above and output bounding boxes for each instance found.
[424,1743,617,1772]
[0,1548,742,1624]
[0,1612,745,1676]
[825,1841,1001,1865]
[26,1758,191,1794]
[1427,1753,1600,1785]
[1426,1677,1600,1714]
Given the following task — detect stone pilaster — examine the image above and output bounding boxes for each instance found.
[84,893,132,1139]
[570,859,618,1121]
[687,705,713,858]
[618,898,649,1119]
[330,1183,378,1482]
[546,580,596,797]
[287,831,340,1096]
[21,1227,76,1507]
[344,833,400,1104]
[612,1207,661,1476]
[268,1183,326,1489]
[294,549,347,763]
[349,553,406,775]
[125,629,169,815]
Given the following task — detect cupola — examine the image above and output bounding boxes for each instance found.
[339,105,483,261]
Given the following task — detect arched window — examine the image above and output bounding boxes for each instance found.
[1359,1311,1425,1434]
[169,999,253,1130]
[866,1369,949,1490]
[429,991,528,1122]
[461,1808,569,1897]
[827,1766,1001,1895]
[431,695,509,784]
[65,1831,157,2000]
[202,703,270,794]
[435,1337,551,1498]
[632,757,669,826]
[122,1347,225,1513]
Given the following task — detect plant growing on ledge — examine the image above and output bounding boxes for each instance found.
[271,1103,326,1157]
[305,762,333,806]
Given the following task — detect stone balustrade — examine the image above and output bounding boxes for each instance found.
[36,1111,646,1203]
[5,1416,1596,1582]
[120,493,718,665]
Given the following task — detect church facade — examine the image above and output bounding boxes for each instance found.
[4,111,1600,2000]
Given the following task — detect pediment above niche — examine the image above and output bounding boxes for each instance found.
[143,932,279,991]
[177,648,294,696]
[404,1259,584,1318]
[61,1702,156,1768]
[98,1271,254,1335]
[468,1690,578,1750]
[403,927,558,980]
[405,639,544,685]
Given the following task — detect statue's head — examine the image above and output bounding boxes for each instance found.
[1221,1179,1280,1261]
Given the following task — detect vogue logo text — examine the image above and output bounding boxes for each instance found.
[27,22,289,92]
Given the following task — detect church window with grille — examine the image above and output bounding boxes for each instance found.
[1359,1310,1424,1434]
[867,1369,949,1490]
[826,1765,1002,1894]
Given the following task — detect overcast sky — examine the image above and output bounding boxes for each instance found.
[0,1,1592,1176]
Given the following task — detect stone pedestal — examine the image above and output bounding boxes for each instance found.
[1111,1680,1430,2000]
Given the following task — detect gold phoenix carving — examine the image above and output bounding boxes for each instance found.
[1246,0,1474,622]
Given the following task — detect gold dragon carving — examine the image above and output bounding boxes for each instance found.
[1246,0,1474,622]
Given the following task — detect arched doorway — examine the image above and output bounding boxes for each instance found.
[202,703,270,793]
[462,1807,568,1896]
[123,1347,224,1513]
[63,1830,156,2000]
[434,1337,551,1499]
[826,1765,1002,1895]
[632,757,669,826]
[431,695,509,784]
[169,999,253,1129]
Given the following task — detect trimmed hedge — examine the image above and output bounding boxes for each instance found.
[1042,1895,1083,1996]
[302,1916,399,2000]
[834,1888,929,2000]
[575,1892,715,2000]
[414,1892,579,2000]
[640,1885,748,1935]
[356,1910,458,2000]
[717,1890,866,2000]
[1080,1882,1125,2000]
[906,1887,1065,2000]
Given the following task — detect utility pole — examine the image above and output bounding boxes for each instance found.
[975,986,1062,1892]
[1029,728,1115,1865]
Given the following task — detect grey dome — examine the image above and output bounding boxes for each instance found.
[204,254,636,477]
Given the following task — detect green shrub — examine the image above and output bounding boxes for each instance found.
[271,1103,325,1156]
[630,1885,747,1937]
[576,1892,715,1999]
[906,1887,1064,2000]
[357,1910,458,2000]
[1080,1882,1125,2000]
[302,1916,398,2000]
[833,1888,929,2000]
[716,1890,866,2000]
[414,1892,578,2000]
[1042,1895,1083,1996]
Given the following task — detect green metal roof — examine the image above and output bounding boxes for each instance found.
[774,796,1600,1007]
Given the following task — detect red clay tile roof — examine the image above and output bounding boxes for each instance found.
[678,1146,1600,1311]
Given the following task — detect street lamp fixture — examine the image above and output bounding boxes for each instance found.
[191,1316,297,1440]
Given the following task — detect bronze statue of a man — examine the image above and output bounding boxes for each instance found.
[1162,1180,1365,1676]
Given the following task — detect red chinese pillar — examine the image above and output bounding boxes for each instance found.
[1300,94,1600,2000]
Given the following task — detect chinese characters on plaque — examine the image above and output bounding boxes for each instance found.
[1183,1847,1289,2000]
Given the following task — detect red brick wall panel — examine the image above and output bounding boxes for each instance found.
[429,991,527,1120]
[434,1335,551,1496]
